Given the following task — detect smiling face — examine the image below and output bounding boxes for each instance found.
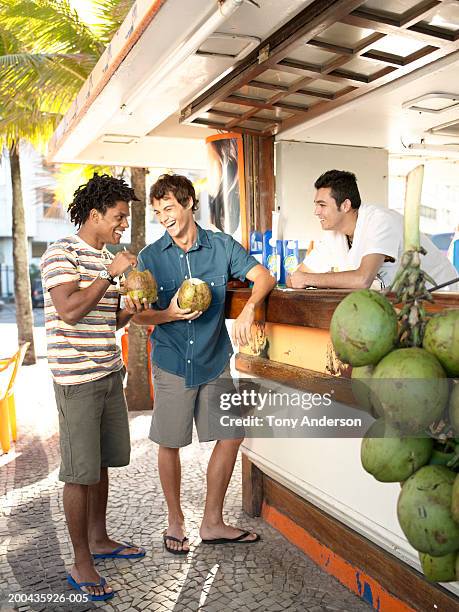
[92,200,130,245]
[314,187,352,231]
[152,191,194,240]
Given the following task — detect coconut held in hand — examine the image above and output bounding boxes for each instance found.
[178,278,212,312]
[125,269,158,303]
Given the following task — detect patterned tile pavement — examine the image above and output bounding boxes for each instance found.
[0,323,371,612]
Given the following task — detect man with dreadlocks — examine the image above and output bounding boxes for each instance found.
[41,174,147,601]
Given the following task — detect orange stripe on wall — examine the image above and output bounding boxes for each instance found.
[262,502,414,612]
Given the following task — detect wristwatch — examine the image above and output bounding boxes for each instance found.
[98,269,117,285]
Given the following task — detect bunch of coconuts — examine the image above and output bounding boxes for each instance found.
[330,165,459,583]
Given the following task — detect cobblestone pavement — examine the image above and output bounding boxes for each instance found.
[0,338,370,612]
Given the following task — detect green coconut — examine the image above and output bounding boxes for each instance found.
[419,551,457,582]
[178,278,212,312]
[452,473,459,524]
[397,465,459,556]
[423,310,459,377]
[125,269,158,303]
[330,289,397,367]
[361,419,432,482]
[449,382,459,436]
[372,348,449,433]
[351,365,382,417]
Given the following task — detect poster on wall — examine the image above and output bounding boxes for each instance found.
[206,133,248,249]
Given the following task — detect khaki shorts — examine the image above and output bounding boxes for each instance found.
[53,368,130,485]
[150,365,245,447]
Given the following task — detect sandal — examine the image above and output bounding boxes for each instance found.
[201,530,260,545]
[163,531,190,555]
[66,574,115,601]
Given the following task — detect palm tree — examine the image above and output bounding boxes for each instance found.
[0,0,134,366]
[0,24,64,364]
[125,168,152,410]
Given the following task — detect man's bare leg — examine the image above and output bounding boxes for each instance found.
[199,439,258,541]
[63,483,112,598]
[87,468,142,556]
[158,446,189,552]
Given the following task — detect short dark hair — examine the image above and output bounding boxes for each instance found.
[150,174,198,212]
[68,173,139,227]
[314,170,361,209]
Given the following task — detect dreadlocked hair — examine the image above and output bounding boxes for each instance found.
[68,173,140,228]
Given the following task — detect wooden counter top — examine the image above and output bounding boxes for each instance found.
[225,287,459,330]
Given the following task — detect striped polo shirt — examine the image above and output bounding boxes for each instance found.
[40,235,123,385]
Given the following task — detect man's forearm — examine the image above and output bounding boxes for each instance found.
[116,309,133,330]
[131,309,173,326]
[296,270,371,289]
[56,278,114,324]
[246,274,277,307]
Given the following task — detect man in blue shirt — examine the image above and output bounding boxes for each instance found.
[131,174,275,554]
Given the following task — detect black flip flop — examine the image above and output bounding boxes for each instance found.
[201,530,260,545]
[163,532,190,555]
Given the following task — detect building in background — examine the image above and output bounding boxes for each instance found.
[389,157,459,241]
[0,143,74,298]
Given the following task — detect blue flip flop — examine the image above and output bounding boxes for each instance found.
[92,541,146,560]
[66,574,115,601]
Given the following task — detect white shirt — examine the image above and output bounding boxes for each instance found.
[304,203,458,291]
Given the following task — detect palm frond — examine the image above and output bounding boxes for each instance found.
[91,0,134,43]
[0,103,62,150]
[0,0,136,154]
[0,0,104,56]
[0,51,90,79]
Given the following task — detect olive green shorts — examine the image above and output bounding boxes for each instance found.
[149,364,245,448]
[53,368,130,485]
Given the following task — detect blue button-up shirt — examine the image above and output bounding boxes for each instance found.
[137,225,258,387]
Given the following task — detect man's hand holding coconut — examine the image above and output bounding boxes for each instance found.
[166,287,204,321]
[123,268,157,314]
[131,174,275,554]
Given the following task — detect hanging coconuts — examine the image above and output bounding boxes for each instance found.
[330,289,398,366]
[371,348,449,433]
[452,473,459,523]
[423,310,459,377]
[449,383,459,436]
[397,465,459,557]
[351,365,381,417]
[329,164,459,583]
[361,419,433,482]
[419,552,457,582]
[178,278,212,312]
[125,269,158,303]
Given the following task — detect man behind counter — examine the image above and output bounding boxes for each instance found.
[287,169,458,292]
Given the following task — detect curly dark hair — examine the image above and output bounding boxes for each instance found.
[150,174,199,212]
[68,173,140,227]
[314,170,361,210]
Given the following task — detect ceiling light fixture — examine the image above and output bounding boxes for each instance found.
[408,142,459,153]
[100,134,139,144]
[403,92,459,113]
[195,32,261,60]
[428,117,459,138]
[121,0,246,116]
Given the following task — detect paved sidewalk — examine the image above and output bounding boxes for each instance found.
[0,339,370,612]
